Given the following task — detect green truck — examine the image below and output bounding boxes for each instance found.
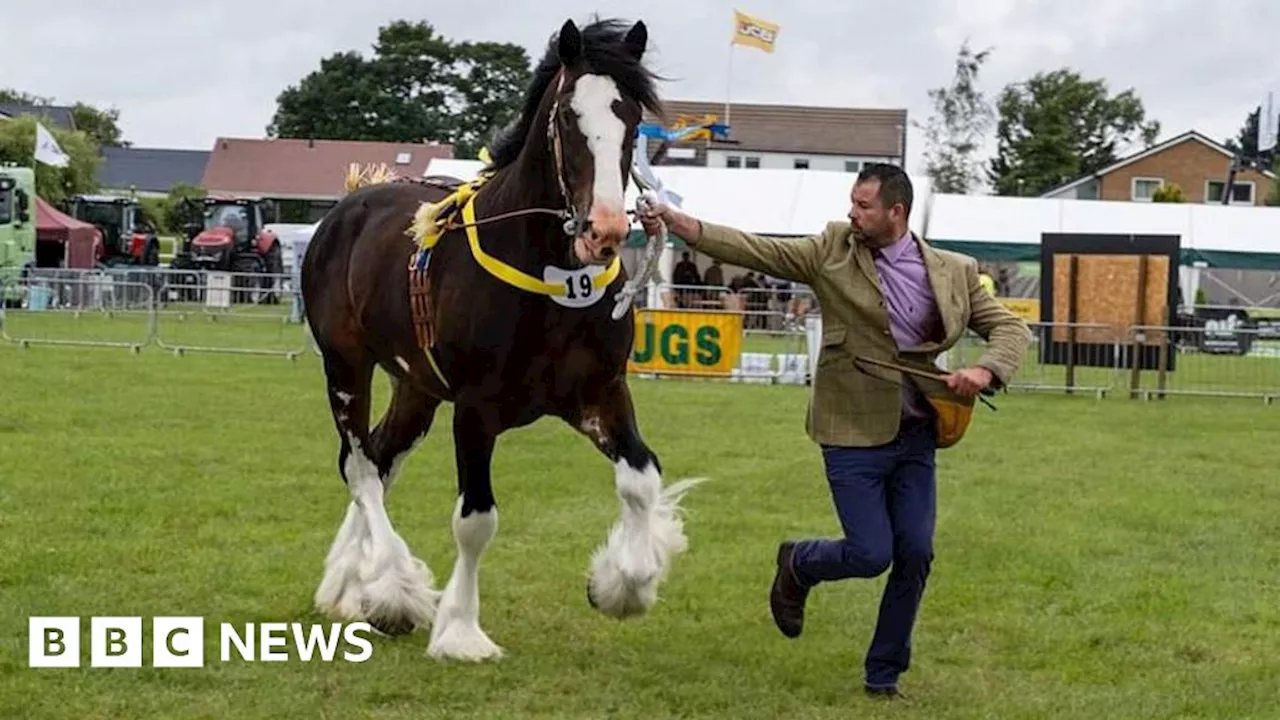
[0,163,36,306]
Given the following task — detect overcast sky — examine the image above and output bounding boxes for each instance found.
[9,0,1277,186]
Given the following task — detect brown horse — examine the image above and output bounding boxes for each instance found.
[300,17,702,662]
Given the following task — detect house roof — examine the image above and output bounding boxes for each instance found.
[645,99,905,158]
[1039,130,1277,197]
[200,137,455,200]
[97,146,210,194]
[0,103,77,130]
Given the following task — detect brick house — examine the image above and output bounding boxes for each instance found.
[201,137,454,222]
[1040,130,1277,205]
[642,99,906,172]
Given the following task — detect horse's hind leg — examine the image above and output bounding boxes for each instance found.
[427,405,503,661]
[315,351,439,636]
[574,379,704,619]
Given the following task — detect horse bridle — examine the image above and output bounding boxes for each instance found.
[429,69,653,242]
[546,70,593,239]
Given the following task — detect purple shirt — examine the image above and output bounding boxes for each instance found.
[871,229,943,419]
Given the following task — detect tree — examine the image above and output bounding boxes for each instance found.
[914,40,995,194]
[266,52,396,142]
[163,183,208,234]
[0,89,53,106]
[268,21,532,159]
[447,41,539,160]
[70,103,128,148]
[987,69,1161,196]
[1224,107,1259,158]
[0,116,101,205]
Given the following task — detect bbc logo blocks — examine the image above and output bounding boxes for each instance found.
[30,617,204,668]
[29,617,372,667]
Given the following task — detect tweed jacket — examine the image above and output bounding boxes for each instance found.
[689,219,1033,448]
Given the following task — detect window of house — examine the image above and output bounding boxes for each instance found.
[1131,177,1163,201]
[1205,180,1255,205]
[744,156,760,169]
[1076,179,1100,200]
[844,160,861,172]
[794,158,809,169]
[726,155,741,168]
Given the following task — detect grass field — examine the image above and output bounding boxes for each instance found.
[2,328,1279,719]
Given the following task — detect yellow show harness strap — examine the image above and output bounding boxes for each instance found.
[459,194,621,296]
[408,180,623,392]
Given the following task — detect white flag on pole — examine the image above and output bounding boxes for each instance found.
[1259,91,1278,153]
[34,122,70,167]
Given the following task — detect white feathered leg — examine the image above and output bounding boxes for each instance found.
[315,434,439,635]
[588,458,703,619]
[428,495,503,661]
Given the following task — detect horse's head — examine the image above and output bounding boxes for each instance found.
[543,18,657,266]
[484,18,662,268]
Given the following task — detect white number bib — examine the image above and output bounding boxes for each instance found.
[543,265,607,309]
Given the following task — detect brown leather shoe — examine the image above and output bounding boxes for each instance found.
[770,541,809,638]
[864,685,902,700]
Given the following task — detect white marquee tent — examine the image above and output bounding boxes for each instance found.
[423,157,1280,271]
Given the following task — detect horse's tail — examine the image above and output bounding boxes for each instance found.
[343,162,398,193]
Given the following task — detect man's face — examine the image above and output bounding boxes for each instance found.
[847,179,901,248]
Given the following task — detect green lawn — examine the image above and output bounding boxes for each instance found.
[0,337,1278,719]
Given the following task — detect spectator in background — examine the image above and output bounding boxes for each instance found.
[703,260,725,304]
[703,259,724,288]
[672,251,701,307]
[996,265,1012,296]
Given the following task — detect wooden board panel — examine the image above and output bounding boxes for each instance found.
[1051,253,1169,344]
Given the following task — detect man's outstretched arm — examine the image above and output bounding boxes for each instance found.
[640,202,826,285]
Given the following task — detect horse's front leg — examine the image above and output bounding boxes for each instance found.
[574,379,704,619]
[427,405,504,662]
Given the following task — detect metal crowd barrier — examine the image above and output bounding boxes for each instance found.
[0,273,155,351]
[949,322,1124,398]
[4,269,1277,403]
[950,321,1278,403]
[1,267,311,359]
[656,282,817,334]
[1124,324,1279,403]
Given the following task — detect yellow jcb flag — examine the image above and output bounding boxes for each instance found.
[732,10,780,53]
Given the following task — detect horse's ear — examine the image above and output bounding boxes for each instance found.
[558,19,582,65]
[624,21,648,59]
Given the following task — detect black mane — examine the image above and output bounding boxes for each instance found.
[487,17,663,170]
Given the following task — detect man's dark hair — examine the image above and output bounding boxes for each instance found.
[856,162,913,216]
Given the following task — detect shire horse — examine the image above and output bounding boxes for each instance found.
[300,17,701,662]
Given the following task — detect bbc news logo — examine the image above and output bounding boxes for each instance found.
[29,617,374,668]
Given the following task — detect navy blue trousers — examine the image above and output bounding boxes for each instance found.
[790,416,937,688]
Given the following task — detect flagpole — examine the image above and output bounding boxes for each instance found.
[724,40,735,128]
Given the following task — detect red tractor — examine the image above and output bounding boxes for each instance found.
[170,197,284,303]
[69,195,162,267]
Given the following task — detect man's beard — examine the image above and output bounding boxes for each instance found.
[853,226,894,249]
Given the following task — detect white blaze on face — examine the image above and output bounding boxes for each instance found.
[569,74,626,214]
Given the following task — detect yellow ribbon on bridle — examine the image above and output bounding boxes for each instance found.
[406,175,621,298]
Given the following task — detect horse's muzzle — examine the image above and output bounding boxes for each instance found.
[576,205,627,265]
